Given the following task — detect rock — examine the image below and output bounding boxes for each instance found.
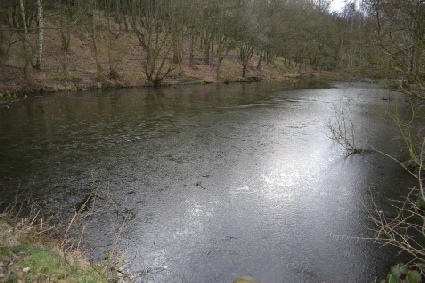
[23,267,30,273]
[233,275,260,283]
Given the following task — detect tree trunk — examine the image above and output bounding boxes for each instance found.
[106,8,119,79]
[19,0,28,36]
[189,33,195,66]
[90,5,102,82]
[59,0,71,53]
[216,58,223,81]
[35,0,43,70]
[257,50,262,70]
[204,34,210,65]
[239,45,253,78]
[172,29,182,64]
[19,0,30,79]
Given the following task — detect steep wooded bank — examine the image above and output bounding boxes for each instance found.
[0,0,424,95]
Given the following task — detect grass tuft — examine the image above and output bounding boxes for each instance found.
[0,210,132,283]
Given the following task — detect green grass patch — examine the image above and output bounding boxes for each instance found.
[0,247,9,257]
[0,214,113,283]
[18,249,108,283]
[10,243,28,254]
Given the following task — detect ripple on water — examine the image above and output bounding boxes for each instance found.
[0,83,414,282]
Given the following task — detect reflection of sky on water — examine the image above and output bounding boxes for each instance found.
[158,85,405,282]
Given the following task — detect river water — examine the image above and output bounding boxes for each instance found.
[0,82,416,282]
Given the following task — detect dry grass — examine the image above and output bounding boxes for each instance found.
[0,195,135,283]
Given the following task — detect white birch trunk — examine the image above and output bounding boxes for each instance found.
[36,0,44,70]
[19,0,28,35]
[19,0,29,46]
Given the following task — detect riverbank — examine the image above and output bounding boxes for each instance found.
[0,13,347,97]
[0,209,263,283]
[0,50,340,96]
[0,211,134,283]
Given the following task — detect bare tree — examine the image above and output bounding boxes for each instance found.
[130,0,173,87]
[104,0,124,79]
[168,0,186,65]
[364,0,425,95]
[83,0,103,82]
[238,43,254,77]
[326,99,366,154]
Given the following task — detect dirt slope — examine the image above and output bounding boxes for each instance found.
[0,15,315,94]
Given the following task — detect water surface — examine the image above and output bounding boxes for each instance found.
[0,82,415,282]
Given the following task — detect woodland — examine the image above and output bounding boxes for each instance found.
[0,0,423,93]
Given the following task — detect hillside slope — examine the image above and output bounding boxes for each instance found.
[0,14,318,94]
